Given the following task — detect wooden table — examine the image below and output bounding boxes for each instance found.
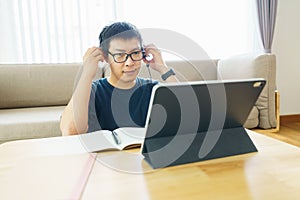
[1,130,300,200]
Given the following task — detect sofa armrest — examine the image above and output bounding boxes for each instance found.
[217,53,277,129]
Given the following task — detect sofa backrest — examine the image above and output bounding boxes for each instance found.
[102,59,218,81]
[0,63,80,109]
[0,60,217,109]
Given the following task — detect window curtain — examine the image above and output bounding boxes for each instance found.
[256,0,278,53]
[0,0,257,63]
[117,0,256,59]
[0,0,116,64]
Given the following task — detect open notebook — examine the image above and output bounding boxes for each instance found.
[79,127,146,152]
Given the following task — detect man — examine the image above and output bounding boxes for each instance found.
[60,22,178,136]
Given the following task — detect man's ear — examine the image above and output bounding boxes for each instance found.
[104,55,114,65]
[104,56,108,63]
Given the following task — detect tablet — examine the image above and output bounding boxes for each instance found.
[141,78,265,168]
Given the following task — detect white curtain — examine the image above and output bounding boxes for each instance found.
[116,0,258,59]
[0,0,116,64]
[0,0,258,63]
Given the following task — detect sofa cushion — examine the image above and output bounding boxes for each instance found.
[0,64,80,109]
[0,106,64,143]
[218,53,276,129]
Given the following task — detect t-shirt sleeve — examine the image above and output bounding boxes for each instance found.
[87,81,101,132]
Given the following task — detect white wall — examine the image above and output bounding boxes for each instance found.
[272,0,300,115]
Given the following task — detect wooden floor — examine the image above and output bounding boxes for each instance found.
[254,115,300,147]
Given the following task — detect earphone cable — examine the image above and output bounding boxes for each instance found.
[146,64,152,81]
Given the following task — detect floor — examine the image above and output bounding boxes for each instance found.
[254,116,300,148]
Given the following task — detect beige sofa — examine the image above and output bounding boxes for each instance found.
[0,53,277,144]
[0,64,80,143]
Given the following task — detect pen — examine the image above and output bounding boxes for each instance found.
[112,131,121,145]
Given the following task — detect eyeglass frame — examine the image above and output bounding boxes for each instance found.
[107,49,145,63]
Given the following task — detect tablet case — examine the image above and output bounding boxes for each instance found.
[142,79,265,169]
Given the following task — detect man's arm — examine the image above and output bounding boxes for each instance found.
[60,47,105,136]
[60,74,93,136]
[158,67,178,83]
[143,44,179,83]
[60,98,77,135]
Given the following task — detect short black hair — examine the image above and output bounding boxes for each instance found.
[99,22,143,55]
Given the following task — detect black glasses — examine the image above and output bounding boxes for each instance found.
[108,50,144,63]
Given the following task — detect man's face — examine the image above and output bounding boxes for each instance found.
[107,38,142,85]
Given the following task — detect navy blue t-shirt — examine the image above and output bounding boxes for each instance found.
[88,77,158,132]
